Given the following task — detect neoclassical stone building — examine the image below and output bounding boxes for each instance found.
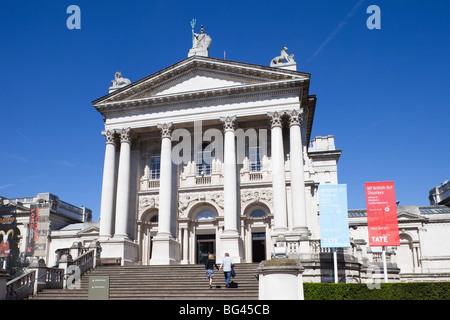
[4,30,450,285]
[92,36,340,266]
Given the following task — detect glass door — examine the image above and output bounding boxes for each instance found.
[196,234,215,264]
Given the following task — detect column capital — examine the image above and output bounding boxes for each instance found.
[220,116,237,132]
[118,128,132,144]
[286,109,304,127]
[157,123,173,138]
[102,130,117,146]
[267,111,285,128]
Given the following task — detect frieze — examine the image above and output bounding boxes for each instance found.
[241,189,273,207]
[178,192,224,216]
[139,196,159,211]
[95,82,304,114]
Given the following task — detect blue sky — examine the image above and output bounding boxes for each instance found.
[1,0,449,221]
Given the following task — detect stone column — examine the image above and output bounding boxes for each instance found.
[221,116,238,234]
[156,123,173,237]
[114,128,132,239]
[219,116,241,262]
[99,130,117,239]
[287,109,309,236]
[268,111,288,234]
[150,123,180,265]
[182,227,189,264]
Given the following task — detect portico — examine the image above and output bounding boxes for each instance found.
[92,34,335,265]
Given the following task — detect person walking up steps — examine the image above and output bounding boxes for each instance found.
[205,253,219,288]
[219,252,234,288]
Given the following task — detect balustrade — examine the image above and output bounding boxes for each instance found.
[4,246,99,300]
[195,176,212,185]
[6,270,35,300]
[6,267,64,300]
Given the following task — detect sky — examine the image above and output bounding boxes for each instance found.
[1,0,449,221]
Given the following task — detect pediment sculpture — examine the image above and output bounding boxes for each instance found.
[109,71,131,93]
[188,20,212,57]
[270,46,297,70]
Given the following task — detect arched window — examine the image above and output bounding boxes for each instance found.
[150,215,158,222]
[250,209,266,218]
[195,210,215,221]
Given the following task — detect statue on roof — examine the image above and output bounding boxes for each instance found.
[109,71,131,93]
[270,46,297,70]
[188,20,211,58]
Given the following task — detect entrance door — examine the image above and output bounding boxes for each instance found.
[252,232,266,262]
[196,234,215,264]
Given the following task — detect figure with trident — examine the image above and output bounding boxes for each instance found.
[189,19,212,57]
[191,19,197,46]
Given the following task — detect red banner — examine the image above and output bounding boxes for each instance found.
[26,205,40,257]
[365,181,400,246]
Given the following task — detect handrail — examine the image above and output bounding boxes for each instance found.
[6,270,36,300]
[5,250,96,299]
[71,249,95,278]
[4,243,101,300]
[6,267,64,300]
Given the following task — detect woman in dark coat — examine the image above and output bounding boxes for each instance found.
[205,253,219,288]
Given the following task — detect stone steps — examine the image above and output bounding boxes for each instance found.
[28,263,260,300]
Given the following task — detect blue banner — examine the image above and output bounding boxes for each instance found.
[319,184,350,248]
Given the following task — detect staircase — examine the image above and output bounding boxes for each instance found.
[28,263,260,300]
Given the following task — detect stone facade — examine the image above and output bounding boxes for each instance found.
[4,50,450,284]
[348,205,450,282]
[92,54,335,266]
[88,52,450,283]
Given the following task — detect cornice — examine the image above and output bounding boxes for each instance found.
[307,149,342,161]
[94,78,305,115]
[130,68,267,101]
[92,56,310,107]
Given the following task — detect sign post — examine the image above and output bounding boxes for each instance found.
[364,181,400,283]
[319,184,350,283]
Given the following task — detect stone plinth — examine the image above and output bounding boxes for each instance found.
[99,238,139,266]
[257,259,304,300]
[150,235,180,265]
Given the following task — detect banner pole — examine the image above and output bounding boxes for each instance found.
[382,246,388,283]
[333,248,338,283]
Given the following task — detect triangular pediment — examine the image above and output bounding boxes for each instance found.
[130,68,257,100]
[77,226,99,236]
[154,73,245,96]
[92,56,310,107]
[397,206,428,222]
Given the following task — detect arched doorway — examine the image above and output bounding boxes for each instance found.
[243,203,271,263]
[189,204,219,265]
[249,209,266,262]
[138,209,158,265]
